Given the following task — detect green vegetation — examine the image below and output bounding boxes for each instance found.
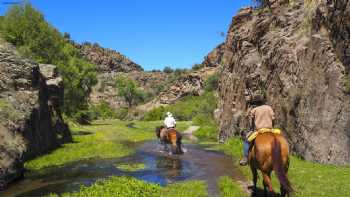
[192,114,218,140]
[143,91,218,140]
[204,73,219,92]
[345,75,350,94]
[47,176,207,197]
[144,91,217,121]
[163,66,174,73]
[89,101,117,120]
[25,120,191,170]
[115,163,146,172]
[206,138,350,197]
[0,3,97,117]
[218,176,247,197]
[192,63,204,70]
[115,76,149,108]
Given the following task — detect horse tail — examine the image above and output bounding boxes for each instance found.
[272,136,293,193]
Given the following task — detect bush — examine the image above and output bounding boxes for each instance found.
[192,63,204,70]
[204,74,219,91]
[143,91,217,121]
[143,106,166,121]
[163,66,174,73]
[89,101,116,120]
[193,114,218,140]
[115,107,129,120]
[73,110,94,125]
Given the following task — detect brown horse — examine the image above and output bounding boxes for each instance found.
[249,132,293,197]
[155,126,183,154]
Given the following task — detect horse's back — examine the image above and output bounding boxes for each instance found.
[253,132,290,167]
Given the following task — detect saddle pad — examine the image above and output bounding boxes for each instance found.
[247,128,281,142]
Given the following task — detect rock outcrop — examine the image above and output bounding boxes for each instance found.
[158,73,203,104]
[75,42,143,73]
[0,41,71,188]
[215,0,350,164]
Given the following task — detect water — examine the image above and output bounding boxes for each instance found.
[0,141,246,197]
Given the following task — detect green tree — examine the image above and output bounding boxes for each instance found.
[58,57,97,115]
[115,76,143,108]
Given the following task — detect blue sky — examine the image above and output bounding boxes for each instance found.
[1,0,251,70]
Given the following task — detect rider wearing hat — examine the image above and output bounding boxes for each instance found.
[239,94,275,166]
[164,112,176,129]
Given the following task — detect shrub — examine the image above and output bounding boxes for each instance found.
[192,63,203,70]
[163,66,174,73]
[143,106,166,121]
[143,91,217,121]
[204,74,219,91]
[90,101,116,120]
[73,110,94,125]
[193,113,218,140]
[115,107,129,120]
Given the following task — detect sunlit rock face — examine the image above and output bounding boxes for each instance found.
[211,0,350,164]
[0,41,71,188]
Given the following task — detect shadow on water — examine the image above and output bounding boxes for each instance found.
[0,141,246,197]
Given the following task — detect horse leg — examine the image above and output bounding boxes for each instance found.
[262,172,274,197]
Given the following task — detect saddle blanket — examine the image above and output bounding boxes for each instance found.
[247,128,281,142]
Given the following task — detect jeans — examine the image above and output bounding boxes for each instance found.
[243,140,250,157]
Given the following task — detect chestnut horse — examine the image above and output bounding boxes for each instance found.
[155,126,183,154]
[249,132,293,197]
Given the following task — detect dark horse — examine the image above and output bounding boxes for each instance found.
[155,126,183,154]
[249,132,293,197]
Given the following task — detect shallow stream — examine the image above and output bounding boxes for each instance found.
[1,141,245,197]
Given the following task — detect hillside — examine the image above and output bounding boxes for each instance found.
[75,42,143,73]
[211,0,350,164]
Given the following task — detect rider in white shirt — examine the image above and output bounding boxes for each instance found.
[164,112,176,129]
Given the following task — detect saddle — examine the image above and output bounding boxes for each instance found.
[247,128,281,142]
[167,128,178,138]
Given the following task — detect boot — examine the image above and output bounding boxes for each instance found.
[239,157,248,166]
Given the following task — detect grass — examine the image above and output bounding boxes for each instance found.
[25,119,192,170]
[46,176,207,197]
[204,138,350,197]
[115,163,146,172]
[218,176,247,197]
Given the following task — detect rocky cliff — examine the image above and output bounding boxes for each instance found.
[75,42,143,73]
[214,0,350,164]
[0,41,71,188]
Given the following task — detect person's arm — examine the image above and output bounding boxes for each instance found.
[271,108,275,127]
[248,108,255,131]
